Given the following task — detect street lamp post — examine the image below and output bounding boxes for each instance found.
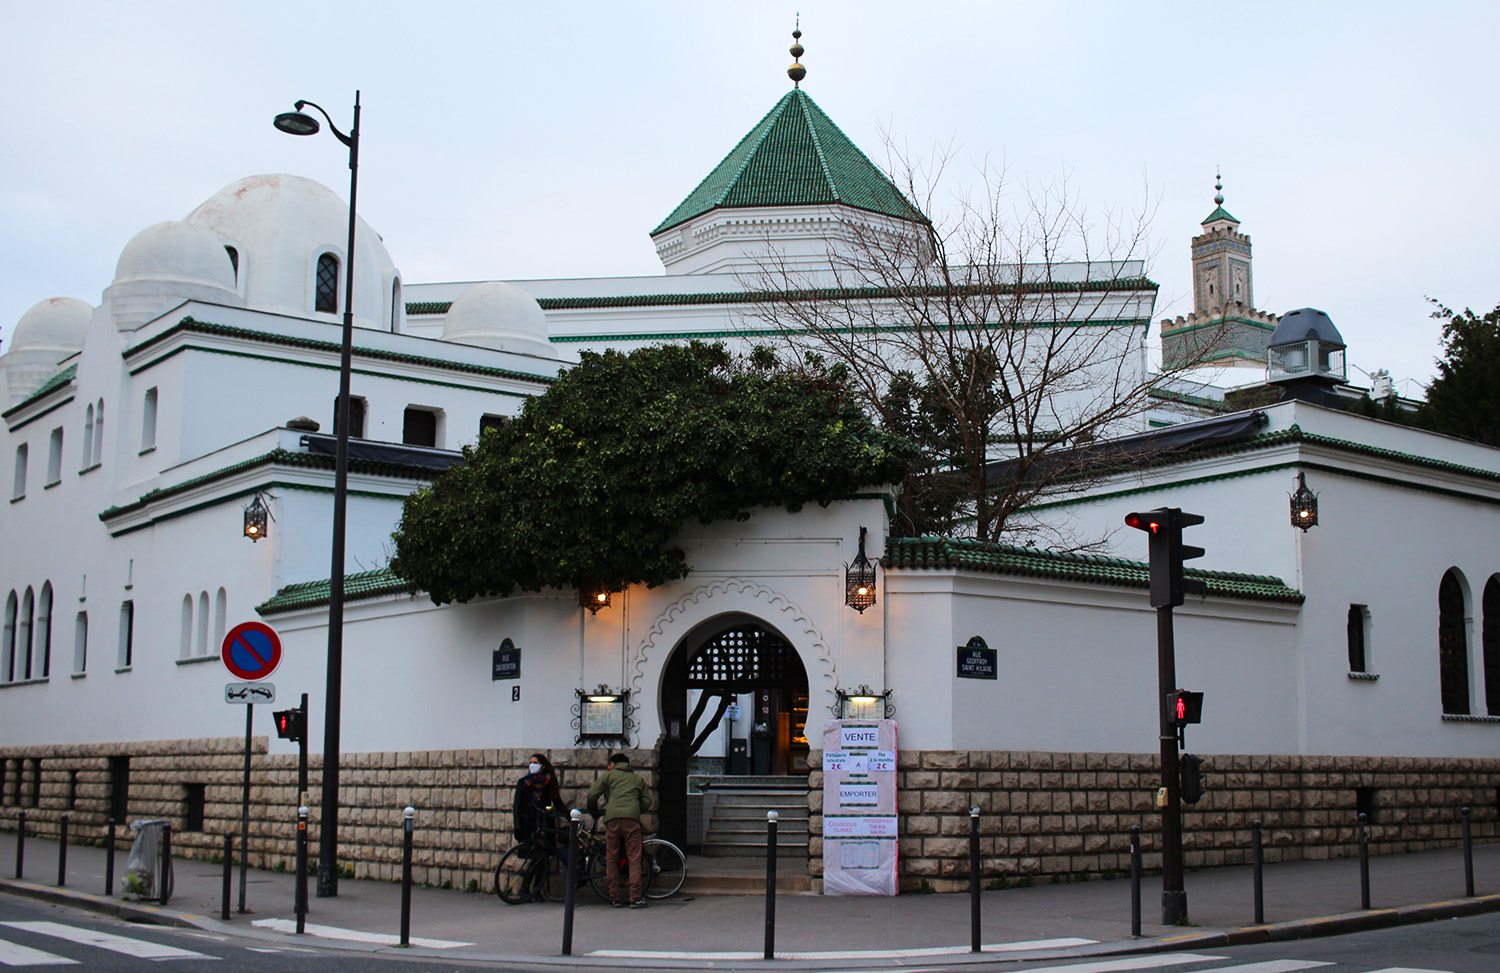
[274,91,360,898]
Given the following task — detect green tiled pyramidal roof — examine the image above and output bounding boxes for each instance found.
[1201,205,1239,225]
[652,88,924,235]
[884,536,1304,604]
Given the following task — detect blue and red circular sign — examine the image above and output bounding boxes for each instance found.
[221,621,283,681]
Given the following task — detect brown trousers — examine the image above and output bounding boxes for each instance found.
[604,817,644,902]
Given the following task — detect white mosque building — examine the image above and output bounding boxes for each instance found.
[2,43,1498,895]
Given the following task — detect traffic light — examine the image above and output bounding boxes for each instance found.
[1124,507,1207,607]
[1180,753,1206,804]
[273,707,305,743]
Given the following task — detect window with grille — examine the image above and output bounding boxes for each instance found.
[316,253,340,313]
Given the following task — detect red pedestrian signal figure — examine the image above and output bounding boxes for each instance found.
[273,707,306,743]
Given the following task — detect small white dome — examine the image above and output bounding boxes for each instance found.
[114,221,237,289]
[187,174,399,331]
[10,297,92,354]
[442,282,554,357]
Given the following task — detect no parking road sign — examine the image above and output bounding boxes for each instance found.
[221,621,283,681]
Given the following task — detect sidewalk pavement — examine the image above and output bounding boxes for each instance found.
[2,828,1498,969]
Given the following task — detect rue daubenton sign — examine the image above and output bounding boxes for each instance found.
[956,635,997,679]
[492,638,521,681]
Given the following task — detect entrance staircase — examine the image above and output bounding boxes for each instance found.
[680,777,813,893]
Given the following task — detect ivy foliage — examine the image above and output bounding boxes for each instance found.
[389,342,915,604]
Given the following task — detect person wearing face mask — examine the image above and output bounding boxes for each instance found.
[513,752,565,848]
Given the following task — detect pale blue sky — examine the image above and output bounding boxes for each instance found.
[4,1,1495,392]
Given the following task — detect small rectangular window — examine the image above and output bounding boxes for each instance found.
[12,443,27,500]
[1355,787,1378,824]
[333,396,366,439]
[46,427,63,485]
[403,407,439,448]
[141,387,158,451]
[27,758,42,808]
[1347,604,1370,673]
[108,756,130,823]
[67,770,78,811]
[479,414,506,439]
[183,783,206,832]
[117,600,134,670]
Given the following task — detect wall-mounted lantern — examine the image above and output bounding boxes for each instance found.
[845,526,877,613]
[1290,471,1319,531]
[578,585,612,613]
[834,684,894,720]
[243,491,273,542]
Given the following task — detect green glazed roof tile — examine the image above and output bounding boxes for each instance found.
[258,567,417,615]
[1,363,77,420]
[884,536,1304,604]
[652,89,924,235]
[1201,205,1240,225]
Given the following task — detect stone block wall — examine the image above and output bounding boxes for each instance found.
[807,750,1500,893]
[0,741,656,895]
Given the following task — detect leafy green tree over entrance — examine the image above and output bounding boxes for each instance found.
[390,341,914,604]
[1420,299,1500,447]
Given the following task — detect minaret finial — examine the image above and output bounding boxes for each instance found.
[1214,168,1224,206]
[788,16,806,87]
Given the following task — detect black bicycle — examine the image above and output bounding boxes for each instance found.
[494,818,686,904]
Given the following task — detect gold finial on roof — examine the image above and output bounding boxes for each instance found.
[788,16,806,87]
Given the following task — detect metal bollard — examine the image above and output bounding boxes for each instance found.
[57,814,68,887]
[561,809,582,956]
[765,809,779,961]
[15,809,25,879]
[105,819,116,896]
[221,833,233,921]
[969,805,981,953]
[1358,812,1370,910]
[1463,806,1474,897]
[1252,819,1264,924]
[1129,825,1141,937]
[296,807,309,934]
[159,823,172,905]
[399,807,415,947]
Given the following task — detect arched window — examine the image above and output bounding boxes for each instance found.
[2,591,16,682]
[225,246,239,283]
[179,595,194,660]
[196,591,210,656]
[1484,576,1500,716]
[82,404,95,468]
[391,277,402,332]
[93,399,105,467]
[214,588,227,650]
[316,253,340,313]
[1439,569,1471,715]
[19,587,34,681]
[36,582,51,679]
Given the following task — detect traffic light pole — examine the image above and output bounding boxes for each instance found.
[1156,605,1186,925]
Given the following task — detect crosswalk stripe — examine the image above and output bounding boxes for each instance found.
[0,922,213,961]
[1364,968,1452,973]
[1194,962,1334,972]
[0,938,78,967]
[249,918,473,949]
[1009,956,1228,972]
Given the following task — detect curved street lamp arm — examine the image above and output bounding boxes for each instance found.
[294,99,355,149]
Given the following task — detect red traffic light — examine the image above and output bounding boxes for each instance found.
[1124,511,1161,533]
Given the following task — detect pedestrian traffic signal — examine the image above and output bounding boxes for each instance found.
[1124,507,1207,607]
[1181,753,1206,804]
[1168,689,1205,725]
[273,707,305,743]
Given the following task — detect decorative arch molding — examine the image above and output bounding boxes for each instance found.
[629,578,839,730]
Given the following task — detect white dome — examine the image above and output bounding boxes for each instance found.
[186,174,400,332]
[442,282,554,357]
[114,220,237,289]
[10,297,92,354]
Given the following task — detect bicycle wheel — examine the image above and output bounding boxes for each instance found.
[539,850,573,902]
[494,844,542,904]
[643,838,686,898]
[586,840,613,901]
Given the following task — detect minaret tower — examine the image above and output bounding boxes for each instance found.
[1160,173,1278,369]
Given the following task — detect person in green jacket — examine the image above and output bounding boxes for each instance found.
[586,753,654,907]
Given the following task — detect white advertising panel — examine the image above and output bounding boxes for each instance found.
[821,718,898,895]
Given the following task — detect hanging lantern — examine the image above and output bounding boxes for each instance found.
[243,491,272,542]
[578,585,612,613]
[1290,472,1319,531]
[845,526,877,613]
